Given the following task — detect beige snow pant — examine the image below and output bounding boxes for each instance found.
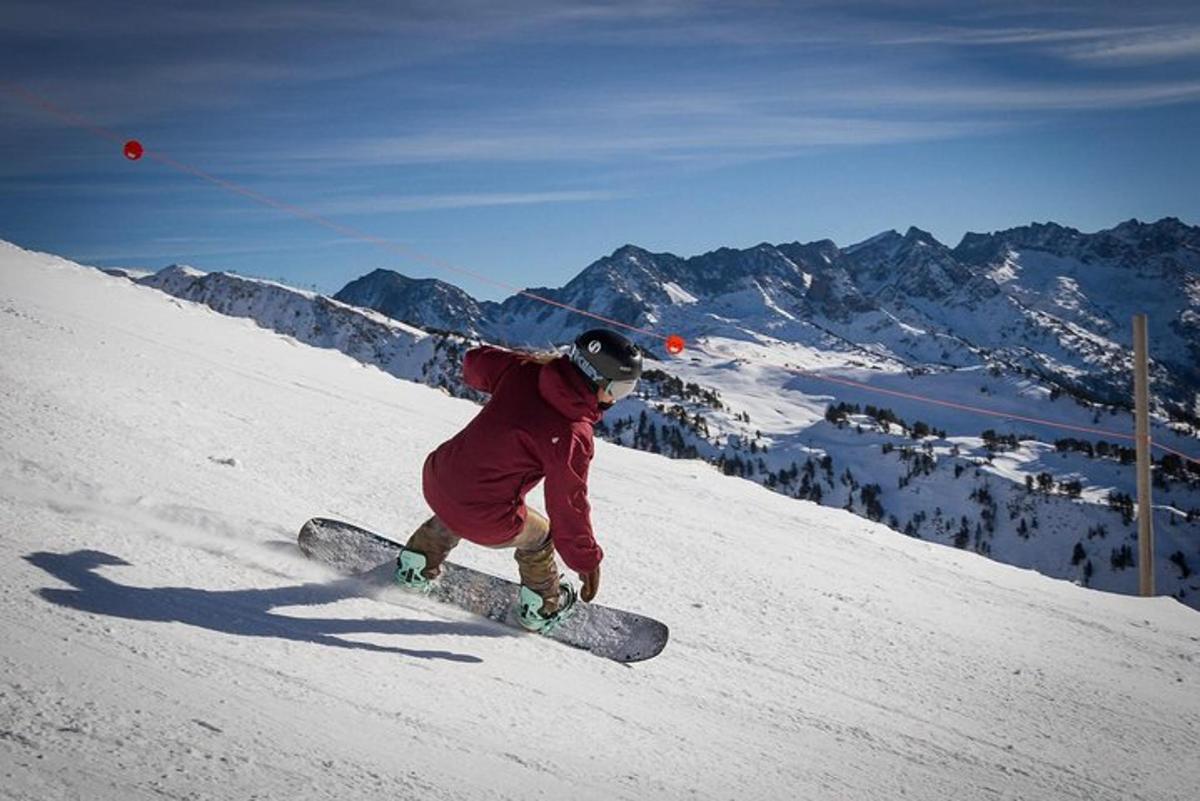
[404,509,563,613]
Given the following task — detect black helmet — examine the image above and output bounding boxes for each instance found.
[569,328,643,400]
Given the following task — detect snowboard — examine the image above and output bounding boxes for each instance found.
[298,517,668,663]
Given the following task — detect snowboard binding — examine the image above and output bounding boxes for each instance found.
[394,547,433,593]
[517,581,578,634]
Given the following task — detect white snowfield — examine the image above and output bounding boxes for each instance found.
[1,241,1198,801]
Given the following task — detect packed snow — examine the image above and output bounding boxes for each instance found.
[2,242,1199,800]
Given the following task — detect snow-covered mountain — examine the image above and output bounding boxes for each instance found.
[950,219,1200,411]
[79,222,1200,610]
[347,218,1200,421]
[333,268,495,339]
[137,265,476,398]
[3,238,1198,801]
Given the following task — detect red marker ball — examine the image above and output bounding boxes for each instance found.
[124,140,144,160]
[665,334,686,355]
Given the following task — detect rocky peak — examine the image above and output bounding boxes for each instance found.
[840,226,967,299]
[844,229,903,256]
[333,268,488,336]
[903,226,939,246]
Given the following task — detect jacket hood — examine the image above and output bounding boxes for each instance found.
[539,357,601,423]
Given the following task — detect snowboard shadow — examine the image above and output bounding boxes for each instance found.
[24,549,505,663]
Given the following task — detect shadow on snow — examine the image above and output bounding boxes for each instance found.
[24,549,505,664]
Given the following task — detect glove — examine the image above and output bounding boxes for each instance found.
[578,565,601,603]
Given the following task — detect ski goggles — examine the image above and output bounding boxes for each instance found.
[605,378,638,400]
[569,346,639,400]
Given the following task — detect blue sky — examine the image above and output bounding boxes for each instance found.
[2,0,1199,300]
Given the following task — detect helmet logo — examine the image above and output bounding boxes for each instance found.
[587,340,602,354]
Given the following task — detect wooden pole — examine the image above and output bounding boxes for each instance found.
[1133,314,1154,597]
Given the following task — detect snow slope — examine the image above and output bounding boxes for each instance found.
[2,241,1199,800]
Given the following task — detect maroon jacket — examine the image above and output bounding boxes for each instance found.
[422,346,604,573]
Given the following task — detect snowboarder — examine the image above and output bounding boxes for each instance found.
[395,329,643,633]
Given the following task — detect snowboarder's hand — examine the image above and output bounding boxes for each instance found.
[578,566,600,602]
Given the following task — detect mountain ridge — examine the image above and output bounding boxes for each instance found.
[333,217,1200,421]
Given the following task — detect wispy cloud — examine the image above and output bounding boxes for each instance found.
[894,22,1200,66]
[69,236,360,264]
[1060,28,1200,63]
[832,79,1200,111]
[873,24,1166,48]
[312,189,623,214]
[5,4,1200,198]
[5,1,1199,137]
[261,66,1197,170]
[317,116,1002,166]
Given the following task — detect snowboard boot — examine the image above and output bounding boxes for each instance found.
[396,516,461,590]
[514,534,559,604]
[517,581,578,634]
[395,547,433,592]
